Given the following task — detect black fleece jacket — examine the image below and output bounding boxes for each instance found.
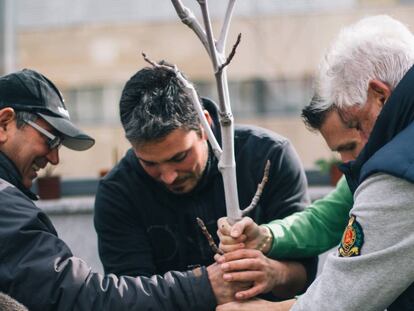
[94,99,317,297]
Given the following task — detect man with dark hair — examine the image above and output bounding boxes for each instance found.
[94,65,318,300]
[0,69,242,311]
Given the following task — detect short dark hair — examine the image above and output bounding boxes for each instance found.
[119,65,201,145]
[15,111,37,129]
[301,95,334,131]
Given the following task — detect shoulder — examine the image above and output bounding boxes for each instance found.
[234,124,290,149]
[0,179,37,212]
[354,173,414,216]
[0,179,56,242]
[356,173,414,201]
[98,148,142,189]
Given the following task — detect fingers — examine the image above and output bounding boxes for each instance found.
[221,258,262,274]
[217,299,275,311]
[223,270,263,282]
[230,217,253,238]
[220,248,262,264]
[217,217,262,254]
[217,217,254,239]
[219,242,245,253]
[235,285,265,300]
[217,217,232,235]
[216,302,242,311]
[222,270,270,299]
[218,231,246,245]
[217,217,248,253]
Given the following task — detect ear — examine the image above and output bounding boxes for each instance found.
[368,80,392,106]
[0,108,16,143]
[199,110,213,140]
[203,110,213,126]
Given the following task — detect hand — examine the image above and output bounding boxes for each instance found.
[216,249,307,300]
[215,249,279,299]
[216,298,295,311]
[217,217,272,254]
[207,263,251,304]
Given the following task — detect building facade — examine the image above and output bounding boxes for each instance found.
[3,0,414,177]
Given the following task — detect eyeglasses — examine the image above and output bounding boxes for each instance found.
[24,120,62,150]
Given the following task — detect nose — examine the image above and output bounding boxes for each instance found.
[159,165,178,185]
[46,148,60,165]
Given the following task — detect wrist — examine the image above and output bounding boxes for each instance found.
[257,225,273,254]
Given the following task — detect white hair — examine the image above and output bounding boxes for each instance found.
[316,15,414,110]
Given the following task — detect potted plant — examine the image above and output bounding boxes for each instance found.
[315,156,343,186]
[36,165,61,200]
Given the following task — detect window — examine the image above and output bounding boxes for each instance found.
[195,77,314,117]
[62,85,122,125]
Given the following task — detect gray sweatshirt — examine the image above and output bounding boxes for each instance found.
[292,173,414,311]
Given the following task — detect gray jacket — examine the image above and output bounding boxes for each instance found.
[0,152,216,311]
[292,173,414,311]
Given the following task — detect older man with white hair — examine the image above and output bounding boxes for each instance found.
[217,15,414,311]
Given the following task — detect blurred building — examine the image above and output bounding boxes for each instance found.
[2,0,414,178]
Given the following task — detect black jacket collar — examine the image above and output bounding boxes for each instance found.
[0,151,38,200]
[342,65,414,192]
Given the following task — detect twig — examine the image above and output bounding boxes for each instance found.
[242,160,271,216]
[197,217,224,255]
[142,52,162,68]
[198,0,220,71]
[217,33,241,73]
[141,52,223,159]
[217,0,237,53]
[170,0,243,224]
[171,0,210,56]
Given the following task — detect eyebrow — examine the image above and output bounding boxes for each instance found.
[139,149,190,165]
[335,141,357,152]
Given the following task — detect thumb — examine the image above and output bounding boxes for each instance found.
[230,217,253,238]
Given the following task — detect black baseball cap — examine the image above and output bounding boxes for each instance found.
[0,69,95,151]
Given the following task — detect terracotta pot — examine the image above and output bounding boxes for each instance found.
[330,165,343,186]
[37,176,61,200]
[99,169,109,178]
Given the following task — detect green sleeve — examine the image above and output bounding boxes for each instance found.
[265,176,353,258]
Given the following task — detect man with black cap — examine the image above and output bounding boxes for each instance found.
[0,69,241,311]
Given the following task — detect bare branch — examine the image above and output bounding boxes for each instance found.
[217,33,241,74]
[242,160,271,216]
[141,52,223,159]
[171,0,211,57]
[142,52,160,68]
[198,0,220,70]
[217,0,237,53]
[197,217,224,255]
[170,0,242,224]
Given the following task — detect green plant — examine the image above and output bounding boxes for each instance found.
[315,157,342,173]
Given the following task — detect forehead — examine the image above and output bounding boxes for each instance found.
[134,129,200,161]
[319,110,360,149]
[337,105,363,124]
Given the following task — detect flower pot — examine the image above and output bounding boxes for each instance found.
[330,165,343,186]
[99,168,109,178]
[37,176,61,200]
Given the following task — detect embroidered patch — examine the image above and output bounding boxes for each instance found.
[338,215,364,257]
